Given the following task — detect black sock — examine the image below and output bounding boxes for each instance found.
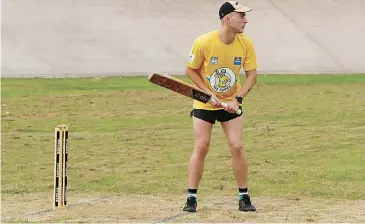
[187,188,197,198]
[238,188,248,200]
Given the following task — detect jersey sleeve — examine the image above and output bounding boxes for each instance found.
[243,42,258,71]
[186,39,204,69]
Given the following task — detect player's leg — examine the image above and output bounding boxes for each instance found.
[219,111,256,212]
[188,116,213,189]
[183,109,215,212]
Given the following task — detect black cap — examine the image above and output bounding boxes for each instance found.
[219,1,253,20]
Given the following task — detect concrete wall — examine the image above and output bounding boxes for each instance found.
[2,0,365,77]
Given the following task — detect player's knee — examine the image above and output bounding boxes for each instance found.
[194,141,210,156]
[229,143,243,155]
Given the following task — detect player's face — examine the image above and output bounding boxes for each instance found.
[228,12,248,33]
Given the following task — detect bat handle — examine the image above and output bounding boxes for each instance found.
[220,102,242,115]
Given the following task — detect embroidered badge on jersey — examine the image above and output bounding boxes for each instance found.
[210,56,218,64]
[187,53,195,63]
[234,57,242,65]
[207,67,237,92]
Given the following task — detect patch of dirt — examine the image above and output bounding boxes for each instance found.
[2,192,364,223]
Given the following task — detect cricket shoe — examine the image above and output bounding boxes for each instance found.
[183,196,197,212]
[239,194,256,212]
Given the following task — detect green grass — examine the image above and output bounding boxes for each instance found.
[1,74,365,201]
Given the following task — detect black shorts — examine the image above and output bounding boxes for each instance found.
[190,106,242,124]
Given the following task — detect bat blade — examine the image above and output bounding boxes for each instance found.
[148,73,212,103]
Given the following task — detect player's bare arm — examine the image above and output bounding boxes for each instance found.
[238,69,257,99]
[186,66,221,107]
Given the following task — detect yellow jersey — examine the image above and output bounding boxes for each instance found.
[186,30,257,110]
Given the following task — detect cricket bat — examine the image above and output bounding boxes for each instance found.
[148,73,241,115]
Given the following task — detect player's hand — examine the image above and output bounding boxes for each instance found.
[209,94,222,107]
[224,100,240,114]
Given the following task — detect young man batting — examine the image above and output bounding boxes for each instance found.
[183,1,258,212]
